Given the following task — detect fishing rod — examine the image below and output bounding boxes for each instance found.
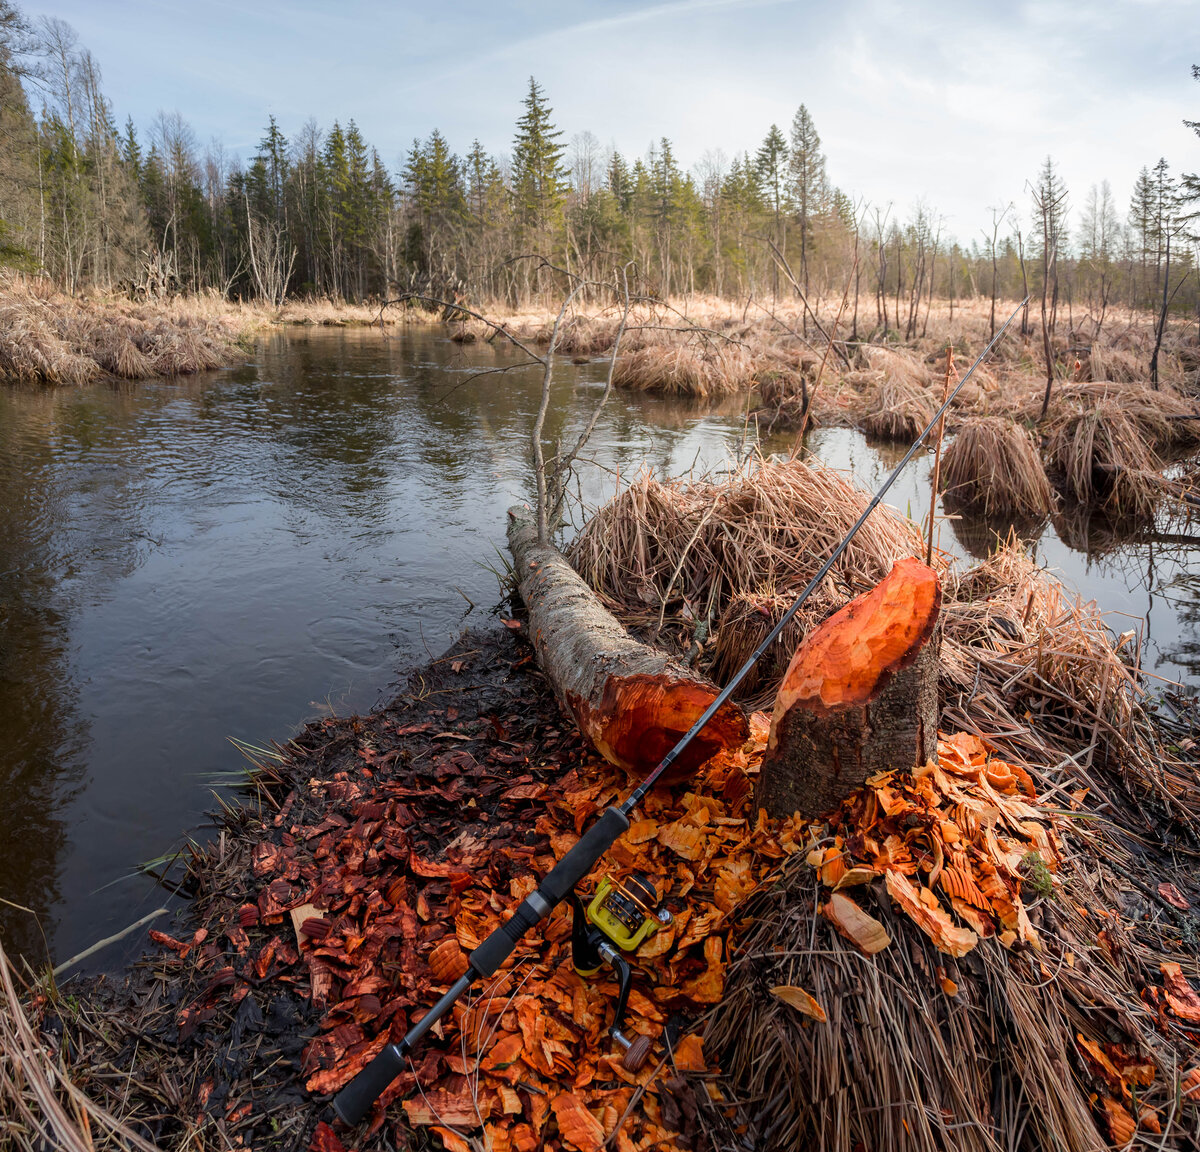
[331,297,1030,1126]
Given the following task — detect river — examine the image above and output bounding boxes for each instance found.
[1,327,1196,969]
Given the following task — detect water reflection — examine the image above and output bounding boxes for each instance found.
[945,505,1048,561]
[2,328,1198,970]
[0,331,772,966]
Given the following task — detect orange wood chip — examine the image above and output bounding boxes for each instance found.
[431,1127,471,1152]
[656,819,705,861]
[1099,1096,1136,1145]
[428,936,470,984]
[551,1091,606,1152]
[885,871,978,958]
[403,1087,491,1127]
[1160,962,1200,1023]
[680,936,726,1003]
[770,984,827,1022]
[671,1033,706,1071]
[480,1032,524,1072]
[821,892,891,955]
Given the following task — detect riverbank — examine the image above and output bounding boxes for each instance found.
[7,452,1200,1150]
[0,283,452,385]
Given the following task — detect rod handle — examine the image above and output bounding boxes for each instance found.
[331,1043,406,1127]
[468,806,629,979]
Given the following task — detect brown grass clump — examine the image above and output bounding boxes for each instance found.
[91,331,155,378]
[571,457,923,620]
[0,301,99,384]
[1083,344,1146,383]
[942,543,1139,771]
[861,375,937,440]
[1047,381,1200,454]
[858,344,933,388]
[569,457,925,696]
[0,289,241,385]
[1,938,160,1152]
[612,343,755,399]
[940,417,1054,517]
[1044,399,1162,517]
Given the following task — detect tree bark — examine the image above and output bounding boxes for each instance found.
[507,505,748,784]
[757,558,941,819]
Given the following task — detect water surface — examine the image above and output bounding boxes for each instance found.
[1,328,1195,969]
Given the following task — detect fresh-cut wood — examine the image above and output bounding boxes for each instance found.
[507,504,748,783]
[757,556,941,819]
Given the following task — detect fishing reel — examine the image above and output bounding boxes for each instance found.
[569,871,672,1071]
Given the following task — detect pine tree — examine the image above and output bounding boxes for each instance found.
[755,124,789,297]
[789,104,826,293]
[510,77,566,237]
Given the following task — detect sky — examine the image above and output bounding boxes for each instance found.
[29,0,1200,245]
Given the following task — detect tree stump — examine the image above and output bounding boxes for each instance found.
[507,505,748,785]
[756,557,941,819]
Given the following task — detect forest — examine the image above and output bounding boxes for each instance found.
[0,3,1198,331]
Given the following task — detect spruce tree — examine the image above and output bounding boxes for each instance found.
[1182,65,1200,227]
[755,124,789,296]
[510,77,566,236]
[789,105,826,293]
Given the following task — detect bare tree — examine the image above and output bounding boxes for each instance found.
[982,202,1012,340]
[1029,157,1069,420]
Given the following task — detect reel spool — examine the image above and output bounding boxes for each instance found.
[570,871,672,1071]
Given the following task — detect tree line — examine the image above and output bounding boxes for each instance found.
[1,3,1198,336]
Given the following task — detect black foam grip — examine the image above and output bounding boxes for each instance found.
[331,1044,406,1127]
[540,807,630,904]
[468,807,629,979]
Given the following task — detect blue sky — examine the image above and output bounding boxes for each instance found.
[30,0,1200,243]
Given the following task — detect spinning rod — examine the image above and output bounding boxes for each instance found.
[331,297,1030,1126]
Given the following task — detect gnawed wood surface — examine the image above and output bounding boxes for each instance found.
[507,505,748,784]
[757,557,941,818]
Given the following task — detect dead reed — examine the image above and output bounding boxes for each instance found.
[0,938,160,1152]
[0,290,242,385]
[611,343,755,399]
[709,842,1200,1152]
[569,457,924,636]
[1044,399,1162,517]
[939,417,1054,517]
[861,375,937,440]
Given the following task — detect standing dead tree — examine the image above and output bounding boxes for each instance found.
[1030,160,1069,420]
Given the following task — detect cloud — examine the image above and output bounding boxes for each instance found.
[32,0,1200,243]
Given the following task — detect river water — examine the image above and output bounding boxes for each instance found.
[1,328,1197,969]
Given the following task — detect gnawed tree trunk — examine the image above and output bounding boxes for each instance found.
[757,557,941,819]
[507,505,748,783]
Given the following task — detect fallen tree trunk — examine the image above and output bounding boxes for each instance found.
[757,557,941,819]
[507,504,748,784]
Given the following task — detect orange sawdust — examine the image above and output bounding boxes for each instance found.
[232,721,1197,1152]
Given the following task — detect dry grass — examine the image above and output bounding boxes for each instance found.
[0,287,244,385]
[710,837,1200,1152]
[940,417,1054,517]
[0,938,160,1152]
[612,343,758,399]
[1044,399,1162,517]
[861,375,937,440]
[568,456,926,703]
[570,455,924,630]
